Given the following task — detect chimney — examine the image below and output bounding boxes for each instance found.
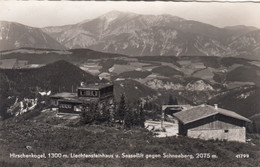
[214,104,218,109]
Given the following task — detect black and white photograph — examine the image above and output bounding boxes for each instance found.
[0,1,259,167]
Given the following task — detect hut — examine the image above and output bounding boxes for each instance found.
[173,104,251,142]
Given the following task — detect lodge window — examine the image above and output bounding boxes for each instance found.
[79,90,92,96]
[60,104,72,109]
[80,90,86,96]
[224,130,229,133]
[74,105,82,112]
[92,91,97,96]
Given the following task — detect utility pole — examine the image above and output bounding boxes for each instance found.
[161,106,164,129]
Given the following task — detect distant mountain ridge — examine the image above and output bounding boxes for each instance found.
[0,21,65,51]
[227,29,260,60]
[224,25,258,35]
[1,11,259,59]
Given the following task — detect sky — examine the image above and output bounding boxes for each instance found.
[0,1,259,28]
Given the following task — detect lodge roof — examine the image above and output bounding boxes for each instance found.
[78,83,113,90]
[173,104,251,124]
[50,92,77,98]
[162,105,193,111]
[58,97,99,104]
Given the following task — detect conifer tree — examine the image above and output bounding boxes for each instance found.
[124,108,134,129]
[102,106,110,124]
[173,97,178,105]
[135,100,145,127]
[117,94,127,124]
[168,95,174,105]
[133,109,140,126]
[80,108,87,124]
[168,95,178,105]
[139,104,145,128]
[81,103,95,124]
[148,102,152,110]
[144,101,148,110]
[93,102,101,123]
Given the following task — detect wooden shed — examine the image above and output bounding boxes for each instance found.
[173,104,251,142]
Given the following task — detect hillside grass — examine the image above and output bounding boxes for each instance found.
[226,66,260,85]
[152,66,183,77]
[0,114,259,167]
[208,86,260,118]
[118,70,152,79]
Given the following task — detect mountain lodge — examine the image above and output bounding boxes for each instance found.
[50,82,114,114]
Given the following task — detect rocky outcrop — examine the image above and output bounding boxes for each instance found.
[186,80,214,91]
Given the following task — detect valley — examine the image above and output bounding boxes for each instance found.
[0,48,259,131]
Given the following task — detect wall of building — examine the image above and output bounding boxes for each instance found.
[100,85,113,100]
[178,122,187,136]
[78,89,99,98]
[58,101,82,113]
[187,127,246,142]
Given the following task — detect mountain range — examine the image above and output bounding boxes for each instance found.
[0,21,65,51]
[0,11,259,59]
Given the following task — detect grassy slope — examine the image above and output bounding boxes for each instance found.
[226,66,260,85]
[250,114,260,133]
[0,112,259,167]
[113,79,157,103]
[118,71,152,79]
[152,66,183,77]
[208,86,260,118]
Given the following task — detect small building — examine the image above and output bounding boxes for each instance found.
[50,83,114,114]
[162,105,192,115]
[173,104,251,142]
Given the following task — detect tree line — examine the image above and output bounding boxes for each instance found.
[80,94,145,129]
